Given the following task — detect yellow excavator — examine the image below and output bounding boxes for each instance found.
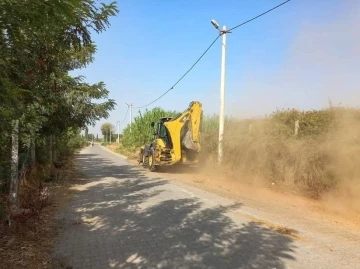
[138,101,203,172]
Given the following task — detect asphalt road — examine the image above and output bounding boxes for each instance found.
[52,144,359,269]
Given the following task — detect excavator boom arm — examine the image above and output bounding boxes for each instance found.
[163,101,203,162]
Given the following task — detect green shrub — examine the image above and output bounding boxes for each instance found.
[121,107,178,148]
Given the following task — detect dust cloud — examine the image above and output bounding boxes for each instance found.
[211,2,360,218]
[228,1,360,117]
[276,3,360,215]
[280,4,360,107]
[319,111,360,216]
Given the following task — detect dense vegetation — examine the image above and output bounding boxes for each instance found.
[121,107,178,149]
[101,122,116,143]
[0,0,118,220]
[119,105,360,198]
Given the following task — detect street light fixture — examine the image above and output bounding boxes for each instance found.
[211,19,230,165]
[211,19,220,30]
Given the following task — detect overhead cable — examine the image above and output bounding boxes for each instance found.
[133,0,292,109]
[228,0,291,31]
[133,34,221,109]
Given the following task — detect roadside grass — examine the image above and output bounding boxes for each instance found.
[106,143,139,160]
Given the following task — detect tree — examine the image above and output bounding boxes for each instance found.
[0,0,118,121]
[87,134,94,141]
[0,0,118,146]
[101,123,115,135]
[0,0,119,217]
[101,123,115,142]
[122,108,178,148]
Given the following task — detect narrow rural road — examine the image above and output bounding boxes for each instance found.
[52,145,359,269]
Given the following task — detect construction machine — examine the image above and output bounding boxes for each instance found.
[138,101,203,172]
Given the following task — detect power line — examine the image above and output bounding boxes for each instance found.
[119,105,129,125]
[132,0,291,109]
[228,0,291,31]
[133,34,221,109]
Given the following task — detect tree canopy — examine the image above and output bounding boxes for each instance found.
[0,0,118,125]
[121,108,178,148]
[0,0,119,195]
[101,123,115,136]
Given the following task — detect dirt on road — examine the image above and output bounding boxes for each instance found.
[71,146,360,268]
[104,144,360,240]
[123,156,360,229]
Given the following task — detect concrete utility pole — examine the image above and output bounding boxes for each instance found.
[117,121,120,143]
[126,102,133,133]
[211,19,230,165]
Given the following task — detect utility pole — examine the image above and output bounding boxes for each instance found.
[218,25,227,165]
[126,102,133,133]
[117,121,120,143]
[110,128,112,144]
[130,104,133,133]
[211,20,230,165]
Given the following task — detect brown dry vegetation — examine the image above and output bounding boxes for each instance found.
[201,108,360,214]
[106,143,139,161]
[116,107,360,216]
[0,159,80,269]
[249,217,300,240]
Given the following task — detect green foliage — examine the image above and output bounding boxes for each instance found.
[101,122,115,142]
[63,128,88,155]
[101,142,111,146]
[269,108,335,137]
[121,107,178,148]
[0,0,119,194]
[101,123,115,135]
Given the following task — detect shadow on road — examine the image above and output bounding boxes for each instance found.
[76,153,150,180]
[53,150,296,269]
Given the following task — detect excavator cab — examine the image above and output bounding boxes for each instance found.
[151,117,173,148]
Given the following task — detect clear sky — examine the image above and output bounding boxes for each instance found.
[71,0,360,136]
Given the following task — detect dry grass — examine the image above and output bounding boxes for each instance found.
[106,143,140,160]
[200,108,360,205]
[114,107,360,212]
[0,160,81,269]
[249,217,300,239]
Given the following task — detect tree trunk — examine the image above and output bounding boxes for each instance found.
[30,137,36,166]
[53,135,56,163]
[9,120,19,214]
[49,135,53,165]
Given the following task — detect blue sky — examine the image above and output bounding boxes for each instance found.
[72,0,360,136]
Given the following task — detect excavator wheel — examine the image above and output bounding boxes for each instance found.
[142,154,149,168]
[148,149,156,172]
